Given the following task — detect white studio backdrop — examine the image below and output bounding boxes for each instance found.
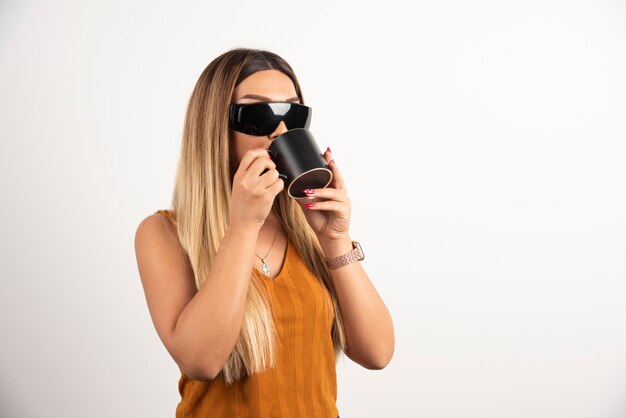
[1,0,625,417]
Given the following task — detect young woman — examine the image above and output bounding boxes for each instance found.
[134,48,394,418]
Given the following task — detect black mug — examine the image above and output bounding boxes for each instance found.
[267,128,333,199]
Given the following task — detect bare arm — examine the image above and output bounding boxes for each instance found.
[135,215,261,380]
[320,236,395,370]
[296,147,394,370]
[134,148,283,380]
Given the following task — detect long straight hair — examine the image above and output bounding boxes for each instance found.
[170,48,346,384]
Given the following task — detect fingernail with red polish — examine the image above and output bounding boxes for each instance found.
[326,147,331,154]
[305,203,315,208]
[304,189,314,195]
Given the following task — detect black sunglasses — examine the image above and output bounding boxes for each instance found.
[229,102,312,136]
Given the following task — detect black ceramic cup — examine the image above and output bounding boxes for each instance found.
[267,128,333,199]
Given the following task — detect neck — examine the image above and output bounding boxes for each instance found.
[265,208,280,226]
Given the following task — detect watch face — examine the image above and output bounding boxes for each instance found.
[353,241,364,260]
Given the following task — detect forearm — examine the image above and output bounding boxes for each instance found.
[320,237,395,369]
[173,222,261,379]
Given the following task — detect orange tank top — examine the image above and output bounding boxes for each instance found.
[154,210,339,418]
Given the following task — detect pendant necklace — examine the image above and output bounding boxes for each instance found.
[255,224,279,276]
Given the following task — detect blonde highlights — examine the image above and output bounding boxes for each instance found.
[170,48,346,384]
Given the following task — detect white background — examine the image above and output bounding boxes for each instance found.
[1,0,625,417]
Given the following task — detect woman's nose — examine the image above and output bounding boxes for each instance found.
[269,121,288,139]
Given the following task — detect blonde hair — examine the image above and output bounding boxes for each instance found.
[170,48,346,384]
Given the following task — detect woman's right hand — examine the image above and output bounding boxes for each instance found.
[229,148,284,228]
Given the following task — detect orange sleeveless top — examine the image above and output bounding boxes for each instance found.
[154,210,340,418]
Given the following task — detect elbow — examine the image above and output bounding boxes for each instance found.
[201,362,225,381]
[364,351,394,370]
[193,358,228,381]
[194,370,219,382]
[171,336,233,381]
[347,345,395,370]
[182,363,220,382]
[178,356,225,382]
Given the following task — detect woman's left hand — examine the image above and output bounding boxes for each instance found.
[297,147,351,242]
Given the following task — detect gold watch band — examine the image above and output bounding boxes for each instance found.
[325,241,364,270]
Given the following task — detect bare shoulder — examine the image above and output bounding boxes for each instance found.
[134,211,197,365]
[135,211,185,272]
[136,211,178,246]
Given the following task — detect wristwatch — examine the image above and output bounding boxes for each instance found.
[325,241,365,270]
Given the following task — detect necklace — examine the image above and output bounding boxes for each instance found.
[255,224,279,276]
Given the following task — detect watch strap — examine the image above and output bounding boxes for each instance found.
[325,241,364,270]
